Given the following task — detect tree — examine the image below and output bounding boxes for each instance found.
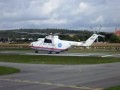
[110,34,120,43]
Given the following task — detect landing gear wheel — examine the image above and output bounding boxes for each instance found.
[35,50,38,53]
[56,52,59,54]
[48,51,52,54]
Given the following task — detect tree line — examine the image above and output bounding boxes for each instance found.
[0,28,120,43]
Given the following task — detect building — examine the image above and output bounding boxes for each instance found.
[115,29,120,36]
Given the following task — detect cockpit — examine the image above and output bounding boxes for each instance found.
[44,38,52,43]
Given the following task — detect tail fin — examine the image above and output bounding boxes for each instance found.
[82,34,99,46]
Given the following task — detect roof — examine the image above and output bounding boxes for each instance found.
[115,30,120,36]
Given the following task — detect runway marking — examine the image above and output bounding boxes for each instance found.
[101,54,120,57]
[0,78,103,90]
[101,55,113,57]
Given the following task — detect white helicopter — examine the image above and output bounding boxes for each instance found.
[29,33,104,54]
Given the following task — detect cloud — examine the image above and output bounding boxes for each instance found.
[91,16,104,24]
[78,2,89,13]
[41,0,62,15]
[0,0,120,32]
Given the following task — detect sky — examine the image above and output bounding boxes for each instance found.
[0,0,120,32]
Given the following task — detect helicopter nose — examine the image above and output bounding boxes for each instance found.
[29,42,33,47]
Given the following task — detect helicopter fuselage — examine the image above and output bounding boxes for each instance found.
[30,37,76,52]
[29,34,102,53]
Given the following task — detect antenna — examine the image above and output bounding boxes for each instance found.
[98,25,102,33]
[91,26,97,34]
[96,25,102,43]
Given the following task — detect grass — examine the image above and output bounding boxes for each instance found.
[104,86,120,90]
[0,55,120,64]
[0,66,20,75]
[69,49,120,54]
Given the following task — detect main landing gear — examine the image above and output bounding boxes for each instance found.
[35,51,60,54]
[56,52,60,54]
[48,51,60,54]
[48,51,52,54]
[35,50,38,53]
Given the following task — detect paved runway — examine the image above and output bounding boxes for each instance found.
[0,62,120,90]
[0,50,120,90]
[0,50,120,57]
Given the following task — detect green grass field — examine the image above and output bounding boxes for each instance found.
[0,54,120,89]
[0,55,120,64]
[0,44,120,89]
[0,66,20,75]
[104,86,120,90]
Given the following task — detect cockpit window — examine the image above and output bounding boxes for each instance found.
[44,39,52,43]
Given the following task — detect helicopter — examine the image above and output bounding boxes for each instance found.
[29,33,104,54]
